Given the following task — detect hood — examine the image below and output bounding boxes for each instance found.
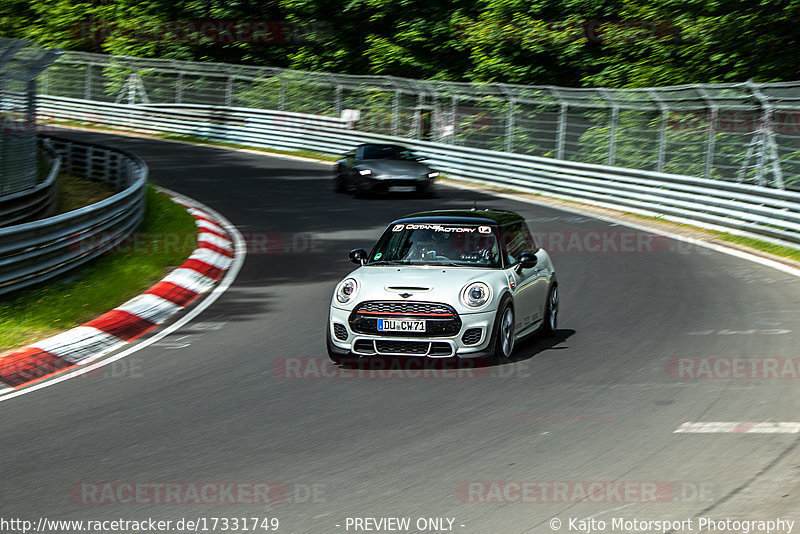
[338,265,508,313]
[359,159,430,176]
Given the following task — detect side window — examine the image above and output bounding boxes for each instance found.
[502,222,536,265]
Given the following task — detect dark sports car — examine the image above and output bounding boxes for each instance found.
[334,143,439,196]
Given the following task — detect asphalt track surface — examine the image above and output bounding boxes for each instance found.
[2,130,800,533]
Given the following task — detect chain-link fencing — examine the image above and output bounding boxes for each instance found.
[42,51,800,190]
[0,38,59,196]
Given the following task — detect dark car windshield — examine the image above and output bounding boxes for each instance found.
[360,144,416,161]
[367,223,502,268]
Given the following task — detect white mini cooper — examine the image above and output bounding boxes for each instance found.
[326,209,558,363]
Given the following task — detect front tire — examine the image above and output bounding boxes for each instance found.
[489,297,515,363]
[417,182,435,198]
[334,168,347,193]
[541,284,558,336]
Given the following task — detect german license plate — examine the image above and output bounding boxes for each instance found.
[389,185,416,192]
[378,319,426,332]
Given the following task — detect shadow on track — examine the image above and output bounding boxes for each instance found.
[331,328,575,375]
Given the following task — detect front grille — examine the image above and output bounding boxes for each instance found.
[375,340,429,355]
[430,342,453,357]
[356,301,453,315]
[353,340,376,354]
[333,323,348,341]
[350,301,461,337]
[461,328,483,346]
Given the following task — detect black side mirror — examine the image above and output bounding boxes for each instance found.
[516,252,538,272]
[349,248,368,265]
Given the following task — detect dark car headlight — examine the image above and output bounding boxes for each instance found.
[358,169,373,176]
[427,171,439,178]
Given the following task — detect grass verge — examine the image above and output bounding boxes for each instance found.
[56,173,117,214]
[713,233,800,262]
[0,186,198,352]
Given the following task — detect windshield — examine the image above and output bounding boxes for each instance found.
[360,144,416,160]
[367,223,502,268]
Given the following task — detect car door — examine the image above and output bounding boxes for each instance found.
[502,222,548,335]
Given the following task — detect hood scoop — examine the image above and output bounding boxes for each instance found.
[385,286,432,298]
[386,286,431,292]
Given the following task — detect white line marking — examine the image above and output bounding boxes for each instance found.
[198,232,234,250]
[33,327,124,364]
[187,247,233,270]
[0,190,247,402]
[160,268,217,294]
[187,207,212,219]
[675,422,800,433]
[196,219,225,234]
[114,294,181,325]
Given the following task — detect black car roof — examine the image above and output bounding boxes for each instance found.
[391,209,524,226]
[356,143,408,149]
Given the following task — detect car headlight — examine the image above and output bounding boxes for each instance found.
[461,282,491,308]
[427,171,439,178]
[358,169,372,176]
[336,278,359,304]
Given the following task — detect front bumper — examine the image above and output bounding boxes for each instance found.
[328,305,496,358]
[358,176,433,194]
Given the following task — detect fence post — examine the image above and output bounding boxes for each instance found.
[334,85,342,117]
[556,102,568,160]
[450,95,459,145]
[748,81,785,189]
[85,63,92,101]
[608,104,619,166]
[176,72,183,104]
[414,93,424,139]
[505,98,516,153]
[649,90,668,173]
[695,87,717,179]
[392,89,400,136]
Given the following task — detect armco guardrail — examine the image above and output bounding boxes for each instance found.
[37,95,800,250]
[0,134,147,296]
[0,138,60,227]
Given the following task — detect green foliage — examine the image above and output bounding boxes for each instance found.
[5,0,800,88]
